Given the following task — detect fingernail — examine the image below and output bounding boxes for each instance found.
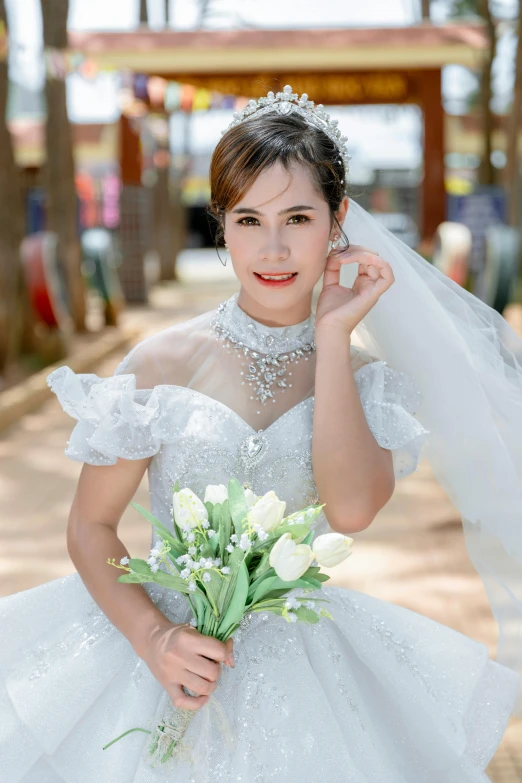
[230,655,235,668]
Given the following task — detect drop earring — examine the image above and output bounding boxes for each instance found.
[330,234,341,250]
[219,242,228,267]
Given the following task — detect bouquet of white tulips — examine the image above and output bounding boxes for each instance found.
[103,477,354,766]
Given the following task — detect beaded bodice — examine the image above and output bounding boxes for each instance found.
[46,293,430,549]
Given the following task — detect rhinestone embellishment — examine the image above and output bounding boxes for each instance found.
[239,432,269,476]
[210,294,316,408]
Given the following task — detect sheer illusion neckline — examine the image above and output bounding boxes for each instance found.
[214,292,316,355]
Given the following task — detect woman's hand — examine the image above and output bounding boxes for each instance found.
[316,244,395,334]
[141,619,235,712]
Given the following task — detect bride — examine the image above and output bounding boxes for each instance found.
[1,85,521,782]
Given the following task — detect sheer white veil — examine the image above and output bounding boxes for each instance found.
[342,198,522,714]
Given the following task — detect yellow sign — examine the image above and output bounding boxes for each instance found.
[164,71,414,105]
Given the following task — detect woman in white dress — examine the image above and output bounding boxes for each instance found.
[1,86,521,782]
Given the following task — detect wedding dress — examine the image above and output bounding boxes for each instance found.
[1,290,519,783]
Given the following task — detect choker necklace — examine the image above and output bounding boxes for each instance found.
[210,292,316,407]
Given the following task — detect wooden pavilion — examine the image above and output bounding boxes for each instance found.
[69,23,489,239]
[67,24,489,300]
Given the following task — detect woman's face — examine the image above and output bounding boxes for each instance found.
[223,160,348,323]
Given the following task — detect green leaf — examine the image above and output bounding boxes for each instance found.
[209,502,221,532]
[117,573,149,584]
[312,573,331,583]
[173,480,181,493]
[251,550,271,580]
[203,568,224,610]
[251,575,319,604]
[190,590,214,624]
[204,501,214,528]
[277,523,311,539]
[130,502,163,528]
[118,566,192,593]
[294,606,320,624]
[130,502,185,549]
[301,531,314,547]
[303,565,322,577]
[259,588,292,601]
[216,547,243,615]
[199,539,214,559]
[217,559,249,637]
[150,570,194,592]
[227,478,248,537]
[128,558,153,576]
[299,576,325,589]
[250,574,279,604]
[209,532,220,556]
[172,519,185,544]
[247,566,276,599]
[249,604,285,616]
[219,502,231,563]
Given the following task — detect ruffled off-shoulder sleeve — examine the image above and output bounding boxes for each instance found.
[353,357,430,479]
[46,366,169,465]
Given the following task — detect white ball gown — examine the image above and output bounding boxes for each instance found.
[1,292,519,782]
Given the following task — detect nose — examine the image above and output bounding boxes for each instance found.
[259,229,290,265]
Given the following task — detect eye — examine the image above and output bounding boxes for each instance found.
[288,214,311,225]
[235,214,311,226]
[236,216,259,226]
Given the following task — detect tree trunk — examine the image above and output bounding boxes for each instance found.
[140,0,148,24]
[421,0,431,19]
[41,0,86,331]
[154,146,176,280]
[477,0,497,185]
[165,0,169,27]
[505,8,522,227]
[0,0,36,377]
[171,167,187,280]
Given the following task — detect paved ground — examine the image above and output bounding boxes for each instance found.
[1,255,521,781]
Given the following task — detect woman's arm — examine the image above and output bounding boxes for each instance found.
[67,457,172,658]
[312,326,395,535]
[67,457,234,710]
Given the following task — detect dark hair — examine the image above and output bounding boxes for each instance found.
[207,112,349,257]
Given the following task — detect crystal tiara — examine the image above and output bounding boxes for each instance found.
[220,84,351,184]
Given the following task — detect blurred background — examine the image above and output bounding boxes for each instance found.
[0,0,521,378]
[0,1,521,779]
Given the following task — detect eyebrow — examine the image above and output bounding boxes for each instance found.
[232,204,317,216]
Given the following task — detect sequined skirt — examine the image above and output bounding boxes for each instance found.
[0,572,519,782]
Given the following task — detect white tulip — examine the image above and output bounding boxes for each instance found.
[203,484,229,505]
[248,490,286,533]
[244,487,259,508]
[312,533,354,568]
[269,532,314,581]
[173,488,208,529]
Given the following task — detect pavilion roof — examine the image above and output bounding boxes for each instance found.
[68,23,488,74]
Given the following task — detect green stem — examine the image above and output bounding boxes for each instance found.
[161,739,177,763]
[102,726,151,750]
[209,591,219,618]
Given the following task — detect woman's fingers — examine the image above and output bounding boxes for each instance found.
[169,682,209,711]
[191,654,222,682]
[324,247,388,288]
[181,669,219,697]
[224,637,235,667]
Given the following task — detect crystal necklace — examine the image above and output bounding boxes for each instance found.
[210,292,316,409]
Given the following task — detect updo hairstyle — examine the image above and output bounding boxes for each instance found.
[207,112,349,261]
